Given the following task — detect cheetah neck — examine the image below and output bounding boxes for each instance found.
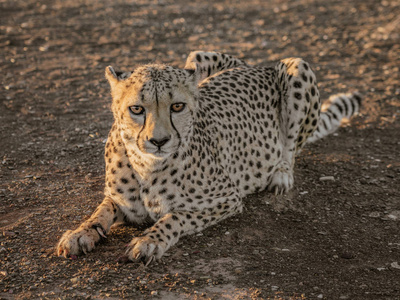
[128,144,189,184]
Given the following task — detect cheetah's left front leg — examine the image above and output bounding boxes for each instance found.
[125,193,242,265]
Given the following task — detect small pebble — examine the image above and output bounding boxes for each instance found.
[319,176,334,181]
[368,212,380,218]
[70,277,80,284]
[390,262,400,269]
[386,211,400,220]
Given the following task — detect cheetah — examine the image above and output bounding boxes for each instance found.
[57,51,362,264]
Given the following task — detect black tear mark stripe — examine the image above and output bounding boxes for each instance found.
[170,109,182,149]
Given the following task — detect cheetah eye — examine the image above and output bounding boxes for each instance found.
[129,105,145,115]
[171,103,186,113]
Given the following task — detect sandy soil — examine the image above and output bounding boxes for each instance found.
[0,0,399,299]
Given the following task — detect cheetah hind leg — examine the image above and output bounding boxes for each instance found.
[267,160,294,195]
[267,58,320,195]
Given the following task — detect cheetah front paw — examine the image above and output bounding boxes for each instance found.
[268,161,294,195]
[125,234,168,266]
[57,223,107,258]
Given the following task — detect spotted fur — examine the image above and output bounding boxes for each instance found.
[57,51,361,263]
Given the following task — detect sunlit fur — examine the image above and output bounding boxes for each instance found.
[57,51,361,263]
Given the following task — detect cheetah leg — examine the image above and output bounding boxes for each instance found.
[57,197,124,258]
[268,58,320,194]
[125,196,242,264]
[184,51,248,82]
[268,160,293,195]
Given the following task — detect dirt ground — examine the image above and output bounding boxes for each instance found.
[1,0,399,299]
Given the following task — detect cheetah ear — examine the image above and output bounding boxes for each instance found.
[105,66,133,91]
[184,62,201,86]
[105,66,119,91]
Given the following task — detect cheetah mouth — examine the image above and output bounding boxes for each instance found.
[141,143,178,158]
[149,149,170,158]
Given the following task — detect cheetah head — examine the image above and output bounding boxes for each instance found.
[105,64,200,160]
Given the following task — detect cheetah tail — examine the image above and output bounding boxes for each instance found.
[307,92,362,143]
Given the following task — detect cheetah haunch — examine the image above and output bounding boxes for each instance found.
[57,51,361,264]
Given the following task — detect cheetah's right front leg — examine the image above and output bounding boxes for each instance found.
[57,197,122,258]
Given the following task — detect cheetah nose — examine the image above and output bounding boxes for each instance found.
[149,136,170,148]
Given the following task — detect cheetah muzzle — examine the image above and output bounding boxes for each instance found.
[57,51,362,265]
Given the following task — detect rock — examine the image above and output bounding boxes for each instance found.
[385,211,400,220]
[368,211,380,218]
[390,262,400,269]
[70,277,81,284]
[319,176,335,181]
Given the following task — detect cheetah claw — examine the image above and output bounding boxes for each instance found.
[123,248,154,266]
[144,255,154,266]
[57,223,105,258]
[91,223,107,239]
[125,235,165,266]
